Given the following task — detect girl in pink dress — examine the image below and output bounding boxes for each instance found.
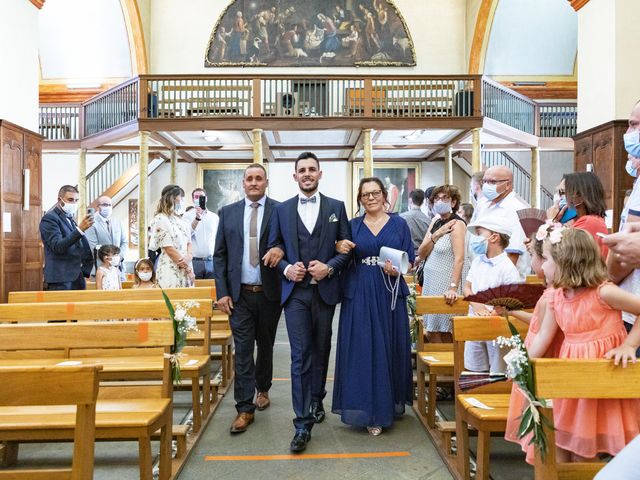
[530,228,640,462]
[504,230,562,464]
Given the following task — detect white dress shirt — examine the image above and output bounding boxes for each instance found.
[241,196,266,285]
[298,192,321,234]
[183,208,219,258]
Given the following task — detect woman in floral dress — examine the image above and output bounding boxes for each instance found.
[149,185,194,288]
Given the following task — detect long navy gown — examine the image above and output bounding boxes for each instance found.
[332,214,415,428]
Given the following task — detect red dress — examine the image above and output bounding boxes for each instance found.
[551,284,640,458]
[504,288,563,464]
[573,214,608,258]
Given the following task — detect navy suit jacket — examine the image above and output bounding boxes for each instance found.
[39,207,94,283]
[268,193,352,306]
[213,197,281,303]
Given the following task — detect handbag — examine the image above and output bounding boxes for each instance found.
[415,259,425,287]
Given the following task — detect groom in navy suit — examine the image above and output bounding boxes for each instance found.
[269,152,352,452]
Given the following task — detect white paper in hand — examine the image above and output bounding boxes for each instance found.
[378,246,409,274]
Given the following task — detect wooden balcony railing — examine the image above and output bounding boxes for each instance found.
[482,77,536,134]
[538,103,577,138]
[39,104,81,140]
[38,74,576,141]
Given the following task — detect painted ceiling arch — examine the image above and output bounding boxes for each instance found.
[204,0,416,67]
[482,0,577,77]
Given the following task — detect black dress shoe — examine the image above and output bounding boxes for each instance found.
[290,430,311,453]
[311,401,325,423]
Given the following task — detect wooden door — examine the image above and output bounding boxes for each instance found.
[23,132,43,292]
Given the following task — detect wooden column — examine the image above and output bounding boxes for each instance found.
[78,148,87,215]
[363,128,373,177]
[531,146,541,208]
[471,128,482,172]
[169,149,177,185]
[444,145,453,184]
[138,131,149,257]
[252,129,264,165]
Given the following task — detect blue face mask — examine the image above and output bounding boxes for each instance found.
[482,183,499,201]
[558,196,578,223]
[626,159,638,178]
[624,131,640,159]
[470,233,489,255]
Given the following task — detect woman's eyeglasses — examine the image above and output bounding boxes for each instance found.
[360,190,383,200]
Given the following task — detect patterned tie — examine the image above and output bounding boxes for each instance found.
[249,202,259,267]
[105,219,112,236]
[300,196,317,204]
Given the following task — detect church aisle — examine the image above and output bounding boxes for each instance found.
[177,313,453,479]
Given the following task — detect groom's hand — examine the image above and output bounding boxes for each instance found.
[308,260,329,281]
[285,262,306,282]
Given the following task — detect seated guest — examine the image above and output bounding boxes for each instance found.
[400,189,430,258]
[39,185,94,290]
[95,244,122,290]
[464,214,521,373]
[418,185,469,343]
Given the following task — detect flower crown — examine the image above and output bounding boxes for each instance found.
[535,220,565,244]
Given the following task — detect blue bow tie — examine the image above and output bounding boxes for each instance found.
[300,196,317,204]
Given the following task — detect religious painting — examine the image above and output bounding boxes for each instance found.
[352,162,420,215]
[128,199,138,249]
[205,0,415,67]
[198,164,269,213]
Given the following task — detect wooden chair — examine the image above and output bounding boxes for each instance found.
[2,297,215,434]
[531,358,640,480]
[0,364,101,480]
[452,315,529,480]
[0,321,174,480]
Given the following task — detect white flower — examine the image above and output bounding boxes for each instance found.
[174,308,186,321]
[549,227,564,244]
[503,348,526,379]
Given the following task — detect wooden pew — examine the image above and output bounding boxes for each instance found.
[532,359,640,480]
[453,315,529,480]
[0,364,101,480]
[0,298,214,435]
[84,278,215,290]
[8,287,234,399]
[0,321,174,480]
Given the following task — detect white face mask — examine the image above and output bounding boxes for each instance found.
[60,200,78,217]
[109,256,120,267]
[174,201,185,215]
[138,271,153,282]
[99,206,112,218]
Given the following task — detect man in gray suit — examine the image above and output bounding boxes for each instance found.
[401,189,431,258]
[85,195,128,274]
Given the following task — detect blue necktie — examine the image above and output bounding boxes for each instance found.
[300,196,317,205]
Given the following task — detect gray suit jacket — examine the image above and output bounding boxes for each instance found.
[85,214,128,272]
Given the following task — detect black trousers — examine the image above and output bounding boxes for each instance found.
[284,284,336,431]
[230,289,282,413]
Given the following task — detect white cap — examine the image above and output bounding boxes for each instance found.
[468,213,512,237]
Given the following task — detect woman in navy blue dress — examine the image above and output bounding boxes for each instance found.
[332,177,414,436]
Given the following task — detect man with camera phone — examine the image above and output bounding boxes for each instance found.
[183,187,219,279]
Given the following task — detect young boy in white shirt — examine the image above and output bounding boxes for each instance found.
[464,214,522,373]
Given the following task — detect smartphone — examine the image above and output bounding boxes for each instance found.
[198,195,207,209]
[87,207,95,217]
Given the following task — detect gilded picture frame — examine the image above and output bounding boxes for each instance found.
[197,163,269,213]
[351,162,421,216]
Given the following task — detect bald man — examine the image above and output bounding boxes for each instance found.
[85,195,128,275]
[471,166,528,275]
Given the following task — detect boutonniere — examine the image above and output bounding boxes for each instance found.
[328,213,338,223]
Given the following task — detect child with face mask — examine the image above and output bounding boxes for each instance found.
[95,244,122,290]
[133,258,157,288]
[463,214,522,373]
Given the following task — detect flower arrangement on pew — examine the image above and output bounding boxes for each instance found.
[464,279,552,459]
[406,283,420,346]
[161,289,199,384]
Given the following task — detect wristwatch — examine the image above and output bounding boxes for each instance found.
[449,282,457,289]
[327,266,335,278]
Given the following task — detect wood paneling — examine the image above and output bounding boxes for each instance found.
[500,81,577,100]
[568,0,590,12]
[0,120,43,302]
[28,0,45,8]
[573,120,631,232]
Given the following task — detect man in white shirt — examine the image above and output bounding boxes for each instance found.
[471,166,529,277]
[183,188,220,279]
